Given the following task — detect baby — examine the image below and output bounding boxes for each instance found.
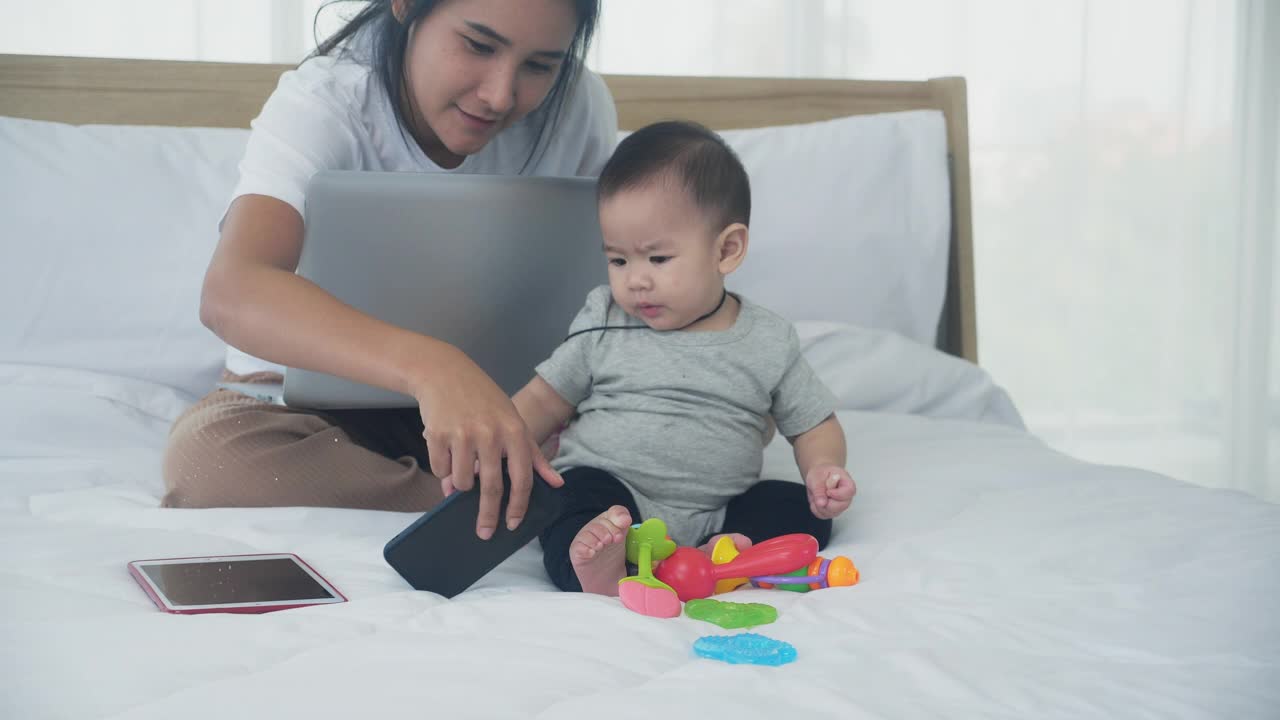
[513,120,856,594]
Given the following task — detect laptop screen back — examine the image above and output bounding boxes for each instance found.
[285,171,606,409]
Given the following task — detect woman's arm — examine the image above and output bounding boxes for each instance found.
[202,194,453,398]
[203,194,561,538]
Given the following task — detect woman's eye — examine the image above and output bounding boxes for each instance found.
[463,37,494,55]
[650,256,671,265]
[608,258,626,267]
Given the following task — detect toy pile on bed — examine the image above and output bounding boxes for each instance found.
[617,519,860,666]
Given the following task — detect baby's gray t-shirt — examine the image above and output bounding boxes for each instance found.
[536,285,837,546]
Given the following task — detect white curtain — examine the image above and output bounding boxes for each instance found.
[3,0,1277,501]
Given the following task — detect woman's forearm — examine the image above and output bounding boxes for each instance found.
[203,260,459,397]
[201,193,460,398]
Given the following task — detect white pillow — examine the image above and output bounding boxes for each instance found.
[718,111,951,346]
[797,321,1023,429]
[0,109,949,399]
[0,117,247,399]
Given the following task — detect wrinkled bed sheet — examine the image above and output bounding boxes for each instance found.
[2,336,1278,719]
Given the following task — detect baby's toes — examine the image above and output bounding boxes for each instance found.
[569,536,599,563]
[580,522,613,550]
[600,506,632,540]
[570,507,633,558]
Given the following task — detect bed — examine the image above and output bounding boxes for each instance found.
[1,54,1277,719]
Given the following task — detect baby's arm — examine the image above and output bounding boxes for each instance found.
[513,376,577,448]
[789,415,856,520]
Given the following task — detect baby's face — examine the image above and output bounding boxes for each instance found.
[598,180,726,330]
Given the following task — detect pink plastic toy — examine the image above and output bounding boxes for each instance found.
[617,519,681,617]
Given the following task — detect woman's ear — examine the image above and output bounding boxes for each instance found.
[716,223,749,275]
[391,0,410,23]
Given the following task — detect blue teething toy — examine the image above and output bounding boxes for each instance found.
[693,632,797,666]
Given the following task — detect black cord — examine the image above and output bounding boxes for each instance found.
[564,288,730,341]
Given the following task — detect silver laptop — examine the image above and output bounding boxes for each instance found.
[282,170,606,409]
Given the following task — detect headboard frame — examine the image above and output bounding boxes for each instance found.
[0,53,976,362]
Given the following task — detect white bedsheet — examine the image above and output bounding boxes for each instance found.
[2,342,1278,719]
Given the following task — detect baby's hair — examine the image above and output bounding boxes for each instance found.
[598,121,750,230]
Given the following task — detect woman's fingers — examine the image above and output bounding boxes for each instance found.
[425,430,451,480]
[473,435,504,540]
[502,431,534,532]
[412,350,559,538]
[449,435,475,494]
[532,448,564,488]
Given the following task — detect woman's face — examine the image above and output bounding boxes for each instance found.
[400,0,578,168]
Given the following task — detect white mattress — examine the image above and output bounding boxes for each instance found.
[2,334,1278,719]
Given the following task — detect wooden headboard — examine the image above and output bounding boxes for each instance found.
[0,53,977,362]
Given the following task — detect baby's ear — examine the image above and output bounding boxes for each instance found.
[717,223,749,274]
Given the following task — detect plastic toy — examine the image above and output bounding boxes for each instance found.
[618,519,859,617]
[617,518,681,618]
[684,598,777,629]
[655,534,859,603]
[712,535,861,594]
[693,633,797,666]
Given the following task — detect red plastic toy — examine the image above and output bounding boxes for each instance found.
[655,534,858,602]
[617,519,859,617]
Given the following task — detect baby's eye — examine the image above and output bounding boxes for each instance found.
[650,256,672,265]
[463,36,494,55]
[608,257,626,267]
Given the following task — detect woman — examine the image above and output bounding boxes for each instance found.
[162,0,615,543]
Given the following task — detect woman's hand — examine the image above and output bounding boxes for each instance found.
[411,346,563,539]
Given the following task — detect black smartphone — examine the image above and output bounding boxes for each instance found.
[383,469,564,598]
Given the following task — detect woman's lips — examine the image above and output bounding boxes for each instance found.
[457,106,498,130]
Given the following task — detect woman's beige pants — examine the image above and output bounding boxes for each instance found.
[162,372,444,511]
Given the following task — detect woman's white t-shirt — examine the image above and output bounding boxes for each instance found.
[224,53,619,376]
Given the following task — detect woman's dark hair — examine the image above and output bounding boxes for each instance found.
[312,0,599,170]
[598,121,751,230]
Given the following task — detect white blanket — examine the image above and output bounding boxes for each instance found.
[2,327,1278,719]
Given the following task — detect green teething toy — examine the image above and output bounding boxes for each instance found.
[618,519,683,616]
[621,518,679,590]
[625,518,677,565]
[684,598,778,629]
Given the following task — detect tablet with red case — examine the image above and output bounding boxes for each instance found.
[128,553,346,614]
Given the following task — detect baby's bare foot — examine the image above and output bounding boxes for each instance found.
[570,506,632,595]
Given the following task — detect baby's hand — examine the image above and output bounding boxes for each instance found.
[805,464,856,520]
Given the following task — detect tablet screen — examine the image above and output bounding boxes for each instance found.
[138,556,339,607]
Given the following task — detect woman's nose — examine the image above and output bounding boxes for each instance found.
[476,63,517,116]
